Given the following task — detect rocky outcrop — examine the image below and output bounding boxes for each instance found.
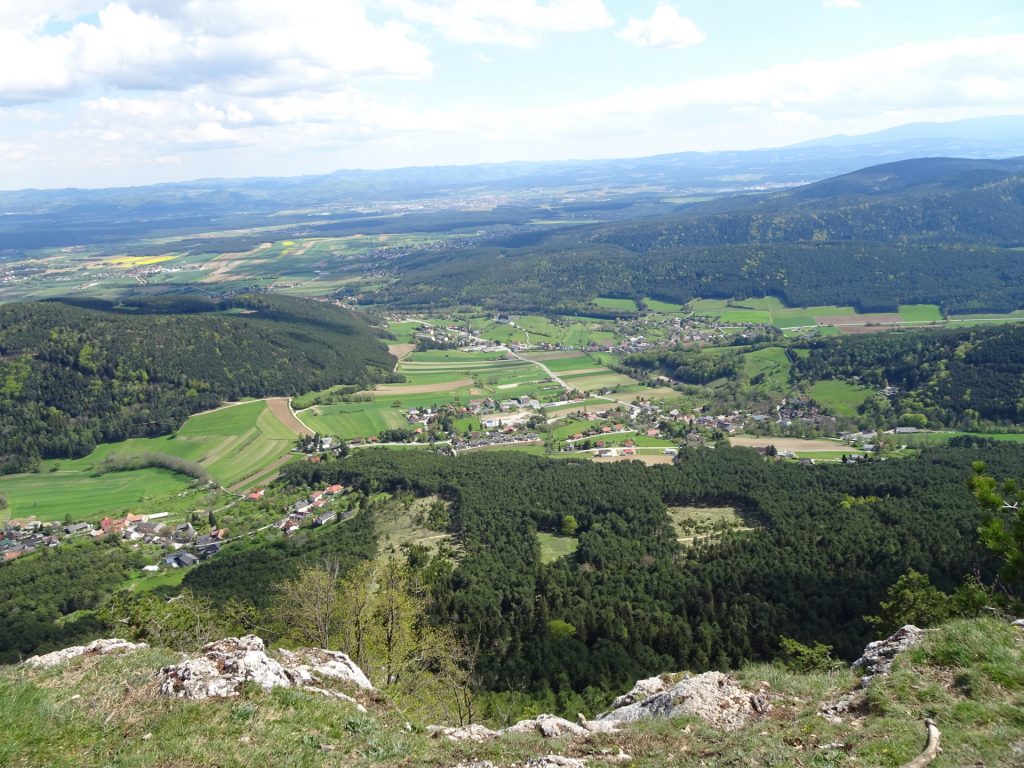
[23,638,149,668]
[505,714,590,738]
[820,625,927,723]
[157,635,371,708]
[852,625,925,687]
[275,647,373,690]
[592,671,768,732]
[427,723,501,742]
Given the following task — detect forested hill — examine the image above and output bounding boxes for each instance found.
[373,156,1024,314]
[0,295,394,473]
[794,322,1024,429]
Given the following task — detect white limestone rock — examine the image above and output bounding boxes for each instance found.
[275,647,373,690]
[851,625,925,687]
[504,713,590,738]
[595,671,764,732]
[24,638,149,668]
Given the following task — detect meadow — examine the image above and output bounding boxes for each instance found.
[1,399,304,521]
[808,379,873,418]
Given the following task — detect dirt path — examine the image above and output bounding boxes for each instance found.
[729,436,843,452]
[266,397,314,436]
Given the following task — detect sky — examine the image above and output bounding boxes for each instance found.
[1,0,1023,189]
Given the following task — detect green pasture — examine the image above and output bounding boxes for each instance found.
[387,321,422,343]
[302,402,410,440]
[743,346,792,390]
[898,304,943,322]
[405,350,508,363]
[537,532,579,563]
[592,297,638,312]
[808,379,873,418]
[1,467,189,523]
[644,297,687,313]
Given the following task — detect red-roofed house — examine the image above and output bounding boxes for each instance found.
[325,484,344,495]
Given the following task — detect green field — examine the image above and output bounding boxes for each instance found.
[301,402,410,440]
[537,532,579,563]
[387,321,422,343]
[808,380,873,418]
[898,304,944,322]
[1,467,190,523]
[643,297,687,313]
[743,346,792,391]
[592,297,638,312]
[1,400,303,521]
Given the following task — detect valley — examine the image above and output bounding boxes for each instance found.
[3,140,1024,768]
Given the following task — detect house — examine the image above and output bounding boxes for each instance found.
[295,500,311,514]
[314,511,335,527]
[135,522,166,536]
[63,522,91,535]
[325,484,344,495]
[165,551,199,568]
[100,517,127,536]
[309,490,325,502]
[247,489,265,500]
[172,523,196,544]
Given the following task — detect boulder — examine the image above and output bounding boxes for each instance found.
[594,671,765,732]
[524,757,587,768]
[24,638,149,668]
[608,675,668,709]
[426,723,501,742]
[505,713,590,738]
[275,647,373,690]
[851,625,925,687]
[159,636,292,699]
[157,635,373,703]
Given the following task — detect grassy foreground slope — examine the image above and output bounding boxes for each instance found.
[0,617,1021,767]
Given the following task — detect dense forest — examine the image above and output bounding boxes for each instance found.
[622,347,742,384]
[0,540,143,663]
[258,442,1016,702]
[794,324,1024,428]
[0,295,395,473]
[369,158,1024,314]
[3,441,1020,701]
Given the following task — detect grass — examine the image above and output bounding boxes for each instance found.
[743,346,792,391]
[1,616,1023,767]
[809,379,873,418]
[592,297,638,312]
[375,496,454,557]
[1,400,303,521]
[898,304,943,323]
[643,297,687,313]
[302,402,410,440]
[1,467,191,523]
[666,505,747,544]
[537,532,579,563]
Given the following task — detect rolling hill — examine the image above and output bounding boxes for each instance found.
[0,295,394,473]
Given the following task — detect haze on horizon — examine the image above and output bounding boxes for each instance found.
[2,0,1023,190]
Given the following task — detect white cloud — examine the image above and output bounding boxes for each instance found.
[0,1,432,105]
[4,29,1024,188]
[619,3,705,49]
[383,0,613,47]
[823,0,862,8]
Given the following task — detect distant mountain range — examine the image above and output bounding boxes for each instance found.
[2,115,1024,252]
